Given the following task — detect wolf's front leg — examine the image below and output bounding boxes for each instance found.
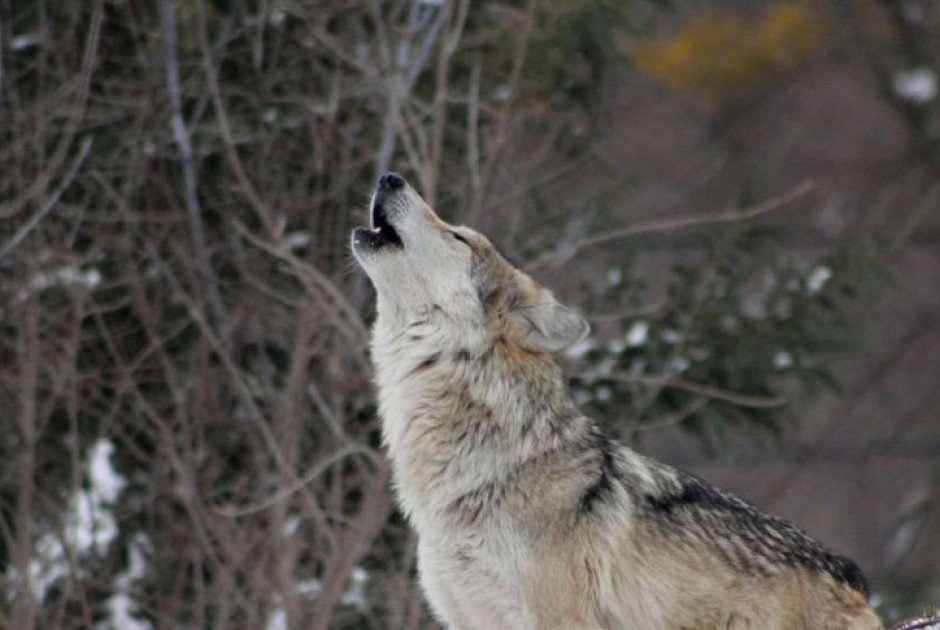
[417,543,488,630]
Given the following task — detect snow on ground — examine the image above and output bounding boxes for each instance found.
[9,440,128,603]
[100,534,151,630]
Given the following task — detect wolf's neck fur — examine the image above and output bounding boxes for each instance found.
[371,311,593,533]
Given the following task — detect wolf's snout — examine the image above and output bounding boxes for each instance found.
[350,173,410,253]
[378,172,405,190]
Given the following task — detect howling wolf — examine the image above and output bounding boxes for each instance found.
[351,172,883,629]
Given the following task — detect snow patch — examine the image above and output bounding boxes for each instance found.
[665,357,690,375]
[71,440,125,554]
[29,266,102,292]
[806,265,832,295]
[893,67,937,104]
[283,232,311,250]
[573,389,592,406]
[565,338,595,360]
[296,579,322,597]
[773,350,793,370]
[266,605,288,630]
[102,591,150,630]
[270,8,287,25]
[282,516,301,537]
[12,33,41,51]
[12,440,127,603]
[340,567,369,611]
[661,329,683,344]
[625,321,649,347]
[494,85,512,101]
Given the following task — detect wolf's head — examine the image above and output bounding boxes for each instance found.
[352,173,589,354]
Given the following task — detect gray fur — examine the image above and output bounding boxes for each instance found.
[352,176,882,629]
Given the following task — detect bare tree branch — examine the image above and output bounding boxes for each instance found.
[0,137,93,262]
[213,443,381,518]
[526,181,815,272]
[594,370,789,409]
[160,0,228,331]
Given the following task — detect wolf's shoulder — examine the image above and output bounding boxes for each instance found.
[635,464,870,597]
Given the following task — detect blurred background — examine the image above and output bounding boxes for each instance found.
[1,0,938,627]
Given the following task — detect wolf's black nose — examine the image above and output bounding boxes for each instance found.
[379,172,405,190]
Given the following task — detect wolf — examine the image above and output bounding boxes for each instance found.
[352,172,883,629]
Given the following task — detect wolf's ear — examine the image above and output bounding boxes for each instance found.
[508,290,590,353]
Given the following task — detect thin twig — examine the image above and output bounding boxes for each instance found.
[194,0,277,235]
[213,444,381,517]
[470,0,538,223]
[149,239,341,552]
[230,219,371,355]
[595,370,788,409]
[631,397,709,434]
[0,137,93,262]
[0,1,100,222]
[425,0,468,203]
[526,181,815,272]
[586,300,666,323]
[307,383,349,444]
[374,0,447,180]
[466,58,482,215]
[890,613,940,630]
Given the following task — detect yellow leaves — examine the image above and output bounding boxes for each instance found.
[633,2,825,108]
[760,5,825,66]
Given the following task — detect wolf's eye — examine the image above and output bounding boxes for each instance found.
[452,232,470,246]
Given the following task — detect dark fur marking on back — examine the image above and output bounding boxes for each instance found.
[645,471,870,597]
[579,439,619,515]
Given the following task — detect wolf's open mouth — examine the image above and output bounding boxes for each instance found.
[353,196,403,250]
[369,197,402,247]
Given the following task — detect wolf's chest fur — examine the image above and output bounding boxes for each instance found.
[372,315,593,531]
